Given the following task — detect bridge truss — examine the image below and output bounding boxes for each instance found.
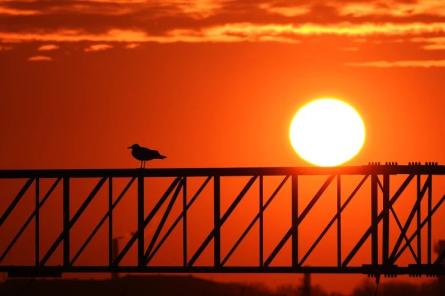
[0,165,445,278]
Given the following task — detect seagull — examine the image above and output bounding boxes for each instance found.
[128,144,166,168]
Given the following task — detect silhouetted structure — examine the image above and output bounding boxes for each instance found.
[301,273,311,296]
[128,144,166,168]
[111,238,119,280]
[435,240,445,291]
[0,164,445,279]
[0,275,275,296]
[111,232,134,280]
[2,275,444,296]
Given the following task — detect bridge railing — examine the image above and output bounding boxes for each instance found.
[0,165,444,277]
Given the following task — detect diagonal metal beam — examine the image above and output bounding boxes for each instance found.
[376,177,384,192]
[214,176,221,267]
[264,175,335,267]
[108,178,113,266]
[0,178,61,263]
[188,176,257,267]
[0,178,34,227]
[299,175,369,266]
[182,177,188,266]
[70,177,136,265]
[389,175,431,262]
[220,176,258,224]
[259,176,264,267]
[112,177,181,266]
[35,177,40,266]
[435,249,445,265]
[394,195,445,263]
[40,177,107,266]
[389,207,418,262]
[427,174,432,264]
[416,175,422,265]
[336,175,342,268]
[221,176,290,266]
[342,174,414,267]
[143,179,184,264]
[434,220,445,264]
[382,174,390,264]
[145,177,212,265]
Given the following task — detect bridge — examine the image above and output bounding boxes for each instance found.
[0,165,445,278]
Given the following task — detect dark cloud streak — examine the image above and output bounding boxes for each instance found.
[1,0,445,53]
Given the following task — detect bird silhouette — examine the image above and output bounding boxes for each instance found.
[128,144,166,168]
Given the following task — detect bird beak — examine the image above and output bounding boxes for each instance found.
[128,146,131,149]
[161,155,167,159]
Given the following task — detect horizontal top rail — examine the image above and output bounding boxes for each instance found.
[0,165,444,178]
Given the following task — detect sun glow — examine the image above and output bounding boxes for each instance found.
[289,98,366,167]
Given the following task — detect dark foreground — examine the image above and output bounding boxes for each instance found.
[0,275,444,296]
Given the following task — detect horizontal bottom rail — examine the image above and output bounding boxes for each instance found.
[2,265,445,277]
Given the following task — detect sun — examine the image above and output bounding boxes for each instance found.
[289,98,366,167]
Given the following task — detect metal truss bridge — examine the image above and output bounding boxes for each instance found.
[1,165,445,278]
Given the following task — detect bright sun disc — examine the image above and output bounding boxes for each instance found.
[289,98,366,167]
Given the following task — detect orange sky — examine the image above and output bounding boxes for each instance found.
[1,0,445,294]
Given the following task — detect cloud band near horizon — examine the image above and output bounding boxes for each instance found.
[2,0,445,67]
[1,1,445,44]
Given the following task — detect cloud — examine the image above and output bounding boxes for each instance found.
[84,43,113,52]
[28,55,52,62]
[289,22,445,36]
[2,22,445,45]
[0,0,225,20]
[259,3,310,17]
[412,36,445,50]
[0,29,150,43]
[0,6,39,16]
[1,0,445,49]
[85,0,147,2]
[37,44,59,51]
[166,0,226,18]
[337,0,445,17]
[347,59,445,68]
[0,44,13,50]
[342,46,359,51]
[157,22,445,43]
[125,43,140,49]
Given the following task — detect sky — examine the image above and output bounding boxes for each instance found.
[1,0,445,167]
[1,0,445,169]
[1,0,445,294]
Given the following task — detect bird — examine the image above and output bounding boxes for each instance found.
[128,144,166,168]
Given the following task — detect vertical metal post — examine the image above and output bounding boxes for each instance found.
[214,176,221,268]
[35,177,40,267]
[382,174,390,264]
[109,177,113,266]
[428,175,432,264]
[182,177,188,267]
[259,175,264,267]
[291,175,298,268]
[111,238,119,279]
[371,174,378,266]
[138,175,144,266]
[416,174,421,264]
[337,175,341,267]
[63,176,70,267]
